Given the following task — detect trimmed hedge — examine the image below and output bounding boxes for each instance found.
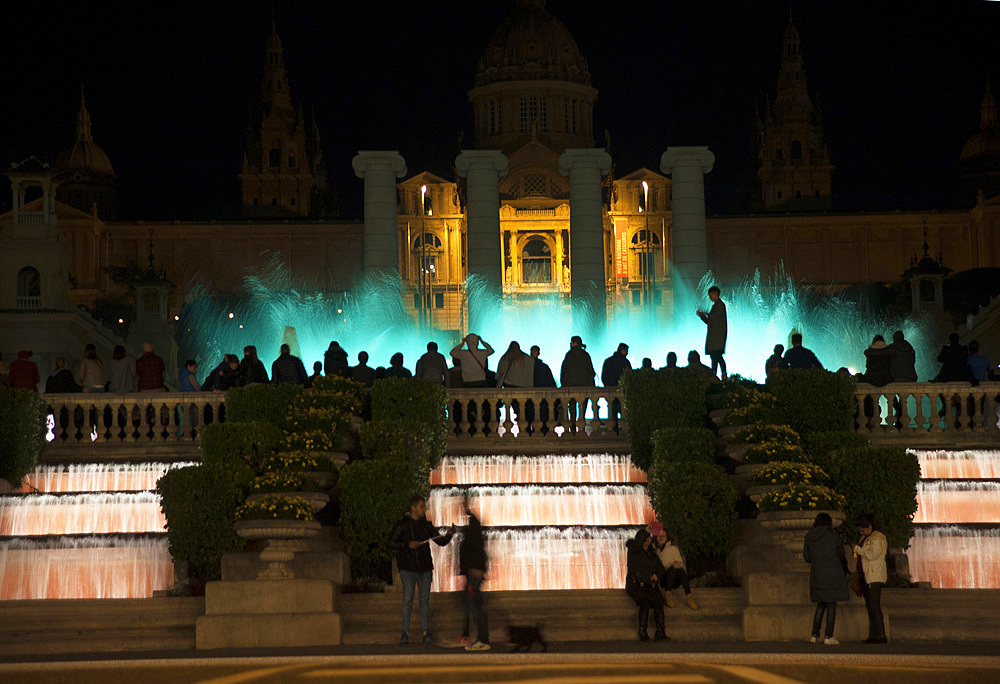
[620,368,711,472]
[0,387,46,485]
[733,423,800,446]
[800,431,870,463]
[651,427,717,465]
[811,446,920,548]
[723,404,784,427]
[646,460,738,558]
[767,369,856,434]
[338,457,426,579]
[370,378,448,466]
[360,418,434,476]
[156,464,246,584]
[225,383,303,424]
[199,421,284,484]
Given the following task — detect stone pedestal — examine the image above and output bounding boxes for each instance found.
[660,146,714,296]
[196,579,341,648]
[456,150,507,327]
[353,151,407,278]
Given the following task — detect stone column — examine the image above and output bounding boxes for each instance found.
[352,151,407,277]
[660,146,714,295]
[456,150,507,325]
[559,148,612,329]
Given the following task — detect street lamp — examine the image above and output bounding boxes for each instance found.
[641,180,650,311]
[420,185,428,331]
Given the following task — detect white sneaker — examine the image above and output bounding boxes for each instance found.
[824,637,839,645]
[465,640,491,651]
[809,635,818,643]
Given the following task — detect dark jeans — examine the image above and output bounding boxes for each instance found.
[626,581,664,634]
[659,566,691,594]
[464,574,489,644]
[708,350,727,379]
[811,601,838,638]
[400,569,432,634]
[862,580,886,640]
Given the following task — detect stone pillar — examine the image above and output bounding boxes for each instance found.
[352,151,407,277]
[456,150,507,325]
[660,146,714,295]
[559,148,612,329]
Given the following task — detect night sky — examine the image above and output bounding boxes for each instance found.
[3,1,998,220]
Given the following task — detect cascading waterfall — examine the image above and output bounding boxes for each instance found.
[431,453,645,485]
[906,449,1000,588]
[428,485,651,527]
[0,492,167,535]
[18,462,196,494]
[0,536,173,600]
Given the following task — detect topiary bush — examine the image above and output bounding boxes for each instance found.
[740,441,808,465]
[811,446,920,548]
[723,403,785,427]
[647,460,738,558]
[360,418,435,473]
[338,457,426,579]
[620,368,711,472]
[370,378,448,465]
[651,427,717,465]
[733,423,801,446]
[225,383,303,424]
[199,421,284,484]
[767,369,856,434]
[799,430,870,463]
[0,387,46,486]
[156,464,246,587]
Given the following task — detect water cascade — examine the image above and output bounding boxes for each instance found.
[0,462,188,600]
[908,450,1000,588]
[426,453,651,592]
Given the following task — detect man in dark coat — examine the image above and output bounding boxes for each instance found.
[527,345,556,428]
[350,351,376,388]
[459,497,490,651]
[783,333,824,370]
[271,344,308,385]
[934,333,975,383]
[415,342,449,385]
[859,335,893,386]
[625,527,668,641]
[560,336,595,428]
[888,330,917,382]
[696,285,728,380]
[803,513,850,644]
[601,343,632,431]
[388,495,455,644]
[239,345,269,385]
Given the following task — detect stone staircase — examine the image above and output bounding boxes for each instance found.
[338,588,745,644]
[0,597,203,655]
[884,588,1000,642]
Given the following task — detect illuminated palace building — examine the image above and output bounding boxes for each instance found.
[4,1,1000,355]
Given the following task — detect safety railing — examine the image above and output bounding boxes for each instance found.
[854,382,1000,437]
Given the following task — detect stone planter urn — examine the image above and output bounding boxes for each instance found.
[247,491,329,514]
[733,463,766,487]
[233,519,321,580]
[301,470,338,490]
[746,484,782,503]
[757,509,846,568]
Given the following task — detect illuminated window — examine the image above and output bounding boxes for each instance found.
[521,238,552,284]
[631,230,661,278]
[414,233,442,282]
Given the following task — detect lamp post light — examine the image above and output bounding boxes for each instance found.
[641,180,650,312]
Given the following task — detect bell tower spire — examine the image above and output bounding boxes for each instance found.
[240,19,317,218]
[756,13,833,212]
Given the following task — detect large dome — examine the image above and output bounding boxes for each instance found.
[475,0,590,88]
[55,95,114,177]
[960,83,1000,162]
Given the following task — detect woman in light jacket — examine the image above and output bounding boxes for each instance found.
[79,343,105,393]
[853,512,888,643]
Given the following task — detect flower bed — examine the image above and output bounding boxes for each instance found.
[740,441,807,465]
[751,461,828,487]
[248,470,321,494]
[261,451,338,474]
[756,484,846,513]
[732,423,800,446]
[235,494,314,522]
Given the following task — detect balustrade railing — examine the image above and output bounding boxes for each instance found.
[15,296,42,310]
[446,388,627,446]
[44,393,227,445]
[854,382,1000,437]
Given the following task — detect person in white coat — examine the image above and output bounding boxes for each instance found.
[650,522,698,610]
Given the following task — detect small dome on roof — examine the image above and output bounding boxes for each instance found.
[55,92,114,177]
[960,81,1000,162]
[476,0,589,88]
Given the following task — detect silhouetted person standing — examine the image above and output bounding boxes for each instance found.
[136,342,166,391]
[324,341,349,378]
[888,331,917,382]
[934,333,974,383]
[765,344,785,380]
[239,345,269,385]
[350,351,376,388]
[271,343,308,385]
[696,285,727,380]
[415,342,449,385]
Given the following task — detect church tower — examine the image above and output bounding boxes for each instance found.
[756,15,833,212]
[957,79,1000,204]
[240,22,319,218]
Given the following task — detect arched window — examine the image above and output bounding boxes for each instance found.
[521,238,552,284]
[16,266,41,309]
[413,233,442,282]
[269,149,280,167]
[630,230,661,278]
[790,140,802,160]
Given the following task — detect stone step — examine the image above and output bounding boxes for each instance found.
[883,588,1000,641]
[0,597,203,655]
[339,588,745,644]
[41,443,201,465]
